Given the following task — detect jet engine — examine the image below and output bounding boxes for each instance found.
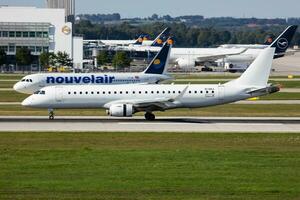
[107,104,133,117]
[176,58,196,69]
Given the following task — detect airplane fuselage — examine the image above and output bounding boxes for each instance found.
[14,73,172,94]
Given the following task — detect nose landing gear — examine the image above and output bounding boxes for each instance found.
[145,112,155,121]
[48,109,54,120]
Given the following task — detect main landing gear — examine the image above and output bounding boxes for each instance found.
[48,109,54,120]
[145,112,155,121]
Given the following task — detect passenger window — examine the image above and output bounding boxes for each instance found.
[114,91,117,94]
[108,91,111,94]
[151,91,154,94]
[103,91,106,94]
[86,92,88,94]
[162,91,165,94]
[126,91,129,94]
[97,92,100,94]
[195,91,197,94]
[68,92,71,95]
[157,91,159,94]
[91,92,94,94]
[173,91,176,94]
[139,91,142,94]
[80,92,82,94]
[120,91,123,94]
[74,92,77,94]
[212,91,215,94]
[133,91,135,94]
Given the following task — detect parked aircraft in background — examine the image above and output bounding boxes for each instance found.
[22,48,279,120]
[14,42,172,94]
[96,27,171,47]
[118,26,297,71]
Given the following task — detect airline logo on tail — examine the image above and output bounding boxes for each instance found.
[277,38,289,49]
[270,25,298,55]
[144,41,171,74]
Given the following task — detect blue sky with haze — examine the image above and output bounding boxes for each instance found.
[1,0,300,18]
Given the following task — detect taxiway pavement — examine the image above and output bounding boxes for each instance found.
[1,116,300,133]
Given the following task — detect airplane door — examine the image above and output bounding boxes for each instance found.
[55,86,64,102]
[218,85,225,101]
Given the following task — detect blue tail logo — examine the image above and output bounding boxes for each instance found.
[144,42,171,74]
[270,25,298,56]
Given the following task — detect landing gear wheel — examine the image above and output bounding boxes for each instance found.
[145,112,155,121]
[48,109,54,120]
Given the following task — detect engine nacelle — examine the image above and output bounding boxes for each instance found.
[176,58,196,69]
[107,104,133,117]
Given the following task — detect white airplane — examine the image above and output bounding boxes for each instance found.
[118,26,297,70]
[13,42,172,94]
[22,47,280,121]
[97,27,170,47]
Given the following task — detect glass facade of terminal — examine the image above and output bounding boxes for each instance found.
[0,22,51,56]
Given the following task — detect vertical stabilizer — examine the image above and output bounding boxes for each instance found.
[234,48,275,87]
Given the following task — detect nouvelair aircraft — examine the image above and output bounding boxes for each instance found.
[118,25,297,70]
[13,42,172,94]
[22,47,279,121]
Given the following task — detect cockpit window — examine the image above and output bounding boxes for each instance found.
[21,79,26,82]
[34,90,45,95]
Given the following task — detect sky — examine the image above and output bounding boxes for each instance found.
[1,0,300,18]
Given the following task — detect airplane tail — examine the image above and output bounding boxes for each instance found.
[143,41,172,74]
[263,35,274,45]
[269,25,298,58]
[133,34,146,45]
[150,27,171,47]
[233,48,275,87]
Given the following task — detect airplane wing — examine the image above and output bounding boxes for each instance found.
[195,48,248,62]
[104,86,189,112]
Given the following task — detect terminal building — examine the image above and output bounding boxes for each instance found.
[0,6,83,71]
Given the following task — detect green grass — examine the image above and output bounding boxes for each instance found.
[0,81,15,88]
[0,91,29,102]
[1,104,300,117]
[0,74,23,80]
[260,92,300,100]
[0,132,300,199]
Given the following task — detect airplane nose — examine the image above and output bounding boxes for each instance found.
[13,82,26,93]
[13,83,20,91]
[21,97,32,107]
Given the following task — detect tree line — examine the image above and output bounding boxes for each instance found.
[75,21,300,47]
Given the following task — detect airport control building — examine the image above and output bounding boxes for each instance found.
[0,6,83,71]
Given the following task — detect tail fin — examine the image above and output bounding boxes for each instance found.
[150,27,171,47]
[143,41,171,74]
[269,25,298,57]
[133,34,146,45]
[234,48,275,87]
[263,35,274,45]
